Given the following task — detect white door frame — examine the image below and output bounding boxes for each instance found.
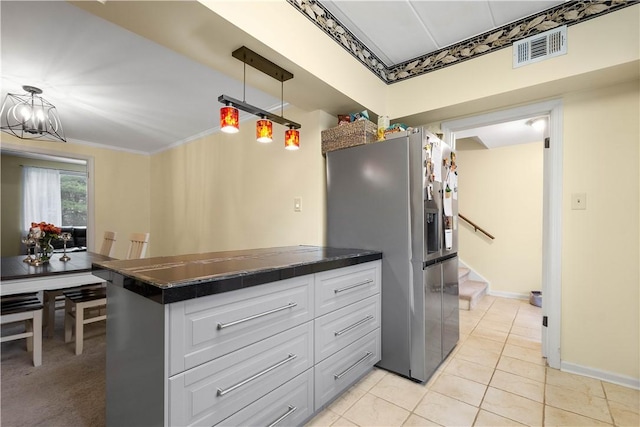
[441,99,563,369]
[1,142,96,253]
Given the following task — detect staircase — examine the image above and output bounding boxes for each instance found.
[458,267,488,310]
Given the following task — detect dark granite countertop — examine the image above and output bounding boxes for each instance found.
[92,245,381,304]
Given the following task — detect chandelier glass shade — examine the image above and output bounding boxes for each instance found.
[220,105,240,133]
[256,119,273,143]
[0,85,66,142]
[284,128,300,150]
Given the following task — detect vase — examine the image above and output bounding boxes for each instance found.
[36,239,54,263]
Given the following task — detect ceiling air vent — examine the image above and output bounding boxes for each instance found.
[513,25,567,68]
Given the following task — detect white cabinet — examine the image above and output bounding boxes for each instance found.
[314,294,380,363]
[314,330,381,409]
[168,275,313,375]
[216,369,314,427]
[169,323,313,427]
[167,260,381,426]
[315,261,380,316]
[312,262,382,410]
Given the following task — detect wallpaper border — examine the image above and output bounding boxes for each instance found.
[287,0,639,84]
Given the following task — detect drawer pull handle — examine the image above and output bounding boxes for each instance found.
[217,302,297,330]
[217,353,297,397]
[334,315,374,336]
[334,351,373,380]
[267,405,297,427]
[334,279,373,294]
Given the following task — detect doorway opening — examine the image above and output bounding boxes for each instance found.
[1,143,95,257]
[441,99,563,369]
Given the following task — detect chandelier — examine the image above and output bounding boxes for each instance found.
[0,85,66,142]
[218,46,300,150]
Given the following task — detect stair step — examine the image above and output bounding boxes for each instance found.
[459,280,488,311]
[458,267,470,281]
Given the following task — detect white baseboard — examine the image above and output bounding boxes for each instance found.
[561,361,640,390]
[487,290,529,300]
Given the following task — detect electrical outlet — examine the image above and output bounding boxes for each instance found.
[571,193,586,210]
[294,197,301,212]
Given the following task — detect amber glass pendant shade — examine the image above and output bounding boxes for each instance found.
[220,106,239,133]
[284,129,300,150]
[256,119,273,143]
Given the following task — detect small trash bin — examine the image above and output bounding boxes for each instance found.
[529,291,542,307]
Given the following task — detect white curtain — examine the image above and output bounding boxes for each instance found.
[22,167,62,232]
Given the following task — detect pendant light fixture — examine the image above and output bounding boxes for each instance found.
[0,85,66,142]
[284,127,300,150]
[256,118,273,143]
[220,104,239,133]
[218,46,301,150]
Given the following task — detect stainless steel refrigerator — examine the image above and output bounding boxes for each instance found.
[326,127,459,382]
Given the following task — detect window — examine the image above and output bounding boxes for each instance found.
[22,167,87,230]
[60,172,87,226]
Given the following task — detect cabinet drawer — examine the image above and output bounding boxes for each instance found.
[169,275,313,375]
[314,294,380,363]
[314,261,380,316]
[169,322,313,427]
[216,369,314,427]
[314,329,380,409]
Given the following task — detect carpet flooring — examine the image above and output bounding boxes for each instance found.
[1,309,106,426]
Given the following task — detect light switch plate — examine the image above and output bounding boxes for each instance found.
[294,197,301,212]
[571,193,586,210]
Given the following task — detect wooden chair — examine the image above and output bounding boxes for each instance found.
[63,232,149,354]
[43,231,116,338]
[63,287,107,355]
[126,232,149,259]
[1,293,43,366]
[99,231,117,257]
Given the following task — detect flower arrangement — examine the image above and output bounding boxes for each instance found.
[28,222,62,263]
[30,221,61,241]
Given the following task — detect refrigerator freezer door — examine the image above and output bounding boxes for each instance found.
[416,262,443,382]
[326,137,413,378]
[442,256,460,358]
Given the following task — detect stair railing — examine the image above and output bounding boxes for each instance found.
[459,213,495,240]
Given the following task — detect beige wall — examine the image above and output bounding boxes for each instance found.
[200,0,388,116]
[202,2,638,123]
[388,6,639,121]
[149,107,334,256]
[0,136,151,260]
[457,141,544,296]
[561,80,639,380]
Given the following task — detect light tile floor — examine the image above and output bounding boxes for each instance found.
[306,296,640,427]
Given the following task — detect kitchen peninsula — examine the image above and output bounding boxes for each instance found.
[92,246,382,427]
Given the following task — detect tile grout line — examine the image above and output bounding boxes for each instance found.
[320,297,551,427]
[386,299,495,426]
[472,298,520,426]
[601,379,617,426]
[471,295,493,426]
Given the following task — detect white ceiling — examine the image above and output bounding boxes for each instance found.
[0,1,281,154]
[1,1,564,154]
[455,117,547,149]
[320,0,565,66]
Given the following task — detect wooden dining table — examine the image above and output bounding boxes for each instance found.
[0,251,112,296]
